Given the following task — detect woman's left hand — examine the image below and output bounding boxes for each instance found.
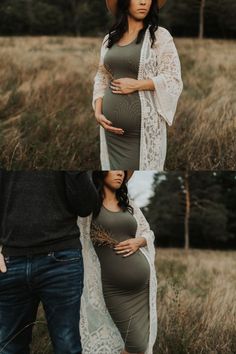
[114,237,146,257]
[110,78,139,94]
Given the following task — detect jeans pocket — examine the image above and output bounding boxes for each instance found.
[50,249,82,262]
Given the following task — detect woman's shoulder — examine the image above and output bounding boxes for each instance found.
[102,33,109,46]
[154,26,173,41]
[129,198,140,214]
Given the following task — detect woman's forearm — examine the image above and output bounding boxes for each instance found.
[136,79,155,91]
[94,97,103,116]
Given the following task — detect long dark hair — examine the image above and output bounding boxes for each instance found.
[106,0,159,49]
[92,171,134,217]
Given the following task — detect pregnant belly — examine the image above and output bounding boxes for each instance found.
[102,87,141,133]
[98,248,150,291]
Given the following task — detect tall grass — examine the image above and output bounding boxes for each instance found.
[28,249,236,353]
[154,249,236,353]
[0,37,235,169]
[167,39,236,170]
[0,36,100,169]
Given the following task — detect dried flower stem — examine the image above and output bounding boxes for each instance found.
[90,221,118,248]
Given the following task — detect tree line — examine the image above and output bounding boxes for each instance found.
[143,172,236,249]
[0,0,235,38]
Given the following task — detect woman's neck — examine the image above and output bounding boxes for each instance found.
[103,186,120,211]
[103,186,117,203]
[127,16,144,34]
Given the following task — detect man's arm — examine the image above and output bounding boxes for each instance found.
[65,172,99,217]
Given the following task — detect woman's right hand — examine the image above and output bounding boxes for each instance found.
[95,113,124,135]
[0,253,7,273]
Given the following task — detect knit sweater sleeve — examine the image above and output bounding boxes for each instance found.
[65,172,99,217]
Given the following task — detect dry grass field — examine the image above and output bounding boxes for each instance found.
[154,249,236,354]
[29,248,236,354]
[0,36,235,169]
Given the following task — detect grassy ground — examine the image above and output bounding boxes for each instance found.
[154,249,236,354]
[0,37,235,169]
[29,248,236,354]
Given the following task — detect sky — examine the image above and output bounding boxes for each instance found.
[127,171,156,207]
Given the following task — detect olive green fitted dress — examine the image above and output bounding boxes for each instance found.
[91,206,150,353]
[102,36,144,170]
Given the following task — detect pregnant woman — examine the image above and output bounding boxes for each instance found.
[92,0,183,170]
[79,171,157,354]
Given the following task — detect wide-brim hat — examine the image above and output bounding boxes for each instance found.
[106,0,166,15]
[126,170,134,182]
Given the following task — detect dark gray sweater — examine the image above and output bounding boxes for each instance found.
[0,170,98,256]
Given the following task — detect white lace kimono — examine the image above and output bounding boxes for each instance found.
[78,199,157,354]
[92,25,183,170]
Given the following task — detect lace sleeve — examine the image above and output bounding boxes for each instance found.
[130,200,158,354]
[132,202,156,262]
[92,34,112,111]
[150,28,183,126]
[78,215,124,353]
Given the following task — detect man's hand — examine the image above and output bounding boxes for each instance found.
[110,78,139,94]
[114,237,147,257]
[0,253,7,273]
[95,113,124,135]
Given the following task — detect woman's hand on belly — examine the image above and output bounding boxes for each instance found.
[111,78,156,93]
[114,237,147,257]
[110,78,139,95]
[95,113,124,135]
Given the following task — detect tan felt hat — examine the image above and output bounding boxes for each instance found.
[126,170,134,182]
[106,0,166,15]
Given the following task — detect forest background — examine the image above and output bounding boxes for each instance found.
[0,0,235,38]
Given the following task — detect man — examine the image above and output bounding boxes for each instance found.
[0,170,98,354]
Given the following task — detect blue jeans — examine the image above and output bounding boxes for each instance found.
[0,249,84,354]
